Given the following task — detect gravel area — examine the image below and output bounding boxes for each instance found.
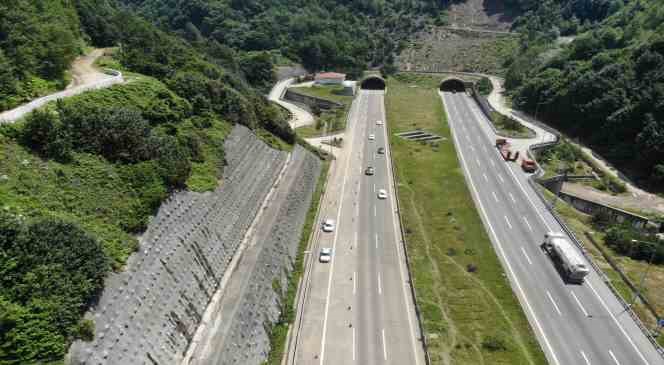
[68,125,290,364]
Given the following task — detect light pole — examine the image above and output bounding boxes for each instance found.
[630,239,658,306]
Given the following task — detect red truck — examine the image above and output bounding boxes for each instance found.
[495,138,519,161]
[521,158,537,173]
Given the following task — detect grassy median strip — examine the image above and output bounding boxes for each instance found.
[293,85,352,138]
[386,74,547,364]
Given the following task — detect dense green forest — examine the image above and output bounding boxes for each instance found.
[117,0,452,77]
[504,0,664,187]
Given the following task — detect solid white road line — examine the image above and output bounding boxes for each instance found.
[498,173,505,183]
[546,291,562,315]
[382,329,388,360]
[378,273,382,295]
[352,327,356,361]
[319,93,362,365]
[504,215,512,229]
[353,271,357,295]
[580,350,591,365]
[587,280,649,364]
[442,93,561,365]
[509,192,516,203]
[521,247,533,265]
[571,290,589,317]
[523,216,533,232]
[381,95,421,365]
[492,191,499,203]
[609,350,621,365]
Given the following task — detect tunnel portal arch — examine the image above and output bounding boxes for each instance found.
[439,78,466,92]
[360,76,386,90]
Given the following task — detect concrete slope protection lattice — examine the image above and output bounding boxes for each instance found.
[68,125,321,365]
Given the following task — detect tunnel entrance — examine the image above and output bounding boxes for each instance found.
[439,78,466,92]
[360,76,386,90]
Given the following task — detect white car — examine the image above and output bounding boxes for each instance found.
[376,120,384,125]
[368,134,375,140]
[377,189,388,199]
[319,248,332,263]
[322,219,335,232]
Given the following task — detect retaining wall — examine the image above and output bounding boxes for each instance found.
[283,89,343,111]
[68,125,290,364]
[559,192,650,229]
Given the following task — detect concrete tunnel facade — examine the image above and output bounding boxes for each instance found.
[360,76,386,90]
[439,78,466,92]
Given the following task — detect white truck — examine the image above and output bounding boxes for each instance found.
[542,232,590,283]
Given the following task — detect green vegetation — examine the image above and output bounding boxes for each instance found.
[265,160,329,365]
[490,111,535,139]
[386,73,546,364]
[505,0,664,189]
[0,1,83,111]
[292,85,353,138]
[0,212,109,364]
[538,140,626,193]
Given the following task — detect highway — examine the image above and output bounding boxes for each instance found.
[291,89,425,365]
[442,91,664,365]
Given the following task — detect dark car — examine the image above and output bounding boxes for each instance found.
[365,166,375,175]
[377,147,385,154]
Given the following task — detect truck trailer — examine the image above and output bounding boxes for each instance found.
[541,232,590,283]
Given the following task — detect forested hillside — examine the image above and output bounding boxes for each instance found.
[0,1,83,111]
[504,0,664,188]
[117,0,451,77]
[0,1,294,363]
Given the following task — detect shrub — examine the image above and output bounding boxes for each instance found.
[482,335,508,352]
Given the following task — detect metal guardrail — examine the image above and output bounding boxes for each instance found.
[465,94,664,357]
[0,69,124,124]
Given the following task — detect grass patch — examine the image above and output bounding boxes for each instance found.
[541,188,664,344]
[387,73,546,364]
[292,85,353,138]
[265,159,330,365]
[490,111,536,139]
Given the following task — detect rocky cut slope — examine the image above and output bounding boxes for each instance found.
[68,125,320,364]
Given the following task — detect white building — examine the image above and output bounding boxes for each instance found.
[314,72,346,85]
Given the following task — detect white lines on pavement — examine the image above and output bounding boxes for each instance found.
[375,233,378,249]
[587,280,650,365]
[609,350,621,365]
[476,158,482,167]
[571,290,589,317]
[580,350,591,365]
[465,134,471,142]
[492,191,499,203]
[483,173,489,182]
[497,173,505,183]
[546,291,562,316]
[509,192,516,203]
[490,159,496,167]
[443,95,561,365]
[504,215,512,229]
[352,327,356,361]
[382,329,388,360]
[353,272,357,295]
[470,145,475,151]
[373,183,376,193]
[374,205,377,217]
[523,216,533,232]
[483,145,488,153]
[520,247,533,265]
[377,272,382,295]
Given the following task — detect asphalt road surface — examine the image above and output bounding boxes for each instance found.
[442,91,664,365]
[292,90,425,365]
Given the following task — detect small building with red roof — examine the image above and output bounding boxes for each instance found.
[314,72,346,85]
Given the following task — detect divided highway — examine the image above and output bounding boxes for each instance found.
[291,90,425,364]
[442,91,663,365]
